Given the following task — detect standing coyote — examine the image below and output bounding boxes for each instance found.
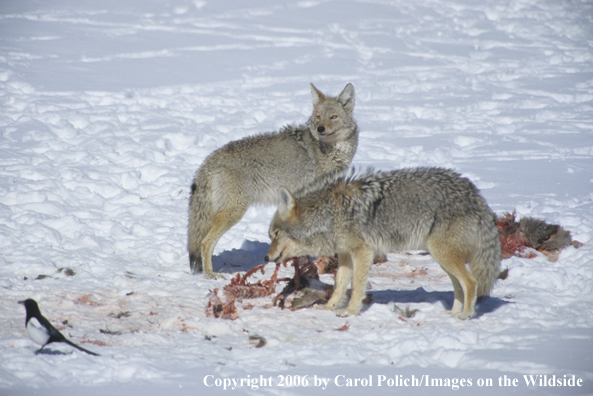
[265,167,501,319]
[189,83,358,277]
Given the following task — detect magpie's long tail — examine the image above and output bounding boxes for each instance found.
[64,339,100,356]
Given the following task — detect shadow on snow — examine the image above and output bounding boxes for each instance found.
[370,287,510,317]
[210,242,510,316]
[211,240,271,273]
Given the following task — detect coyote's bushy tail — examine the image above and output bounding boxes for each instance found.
[470,214,502,297]
[188,168,213,274]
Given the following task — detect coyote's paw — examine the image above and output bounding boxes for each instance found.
[441,307,462,316]
[335,309,352,317]
[336,307,359,317]
[204,271,226,280]
[453,311,475,320]
[314,304,335,311]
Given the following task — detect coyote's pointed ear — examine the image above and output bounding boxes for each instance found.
[310,83,325,107]
[338,83,355,114]
[278,187,298,221]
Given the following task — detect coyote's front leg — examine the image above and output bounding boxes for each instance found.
[336,246,373,317]
[323,253,353,312]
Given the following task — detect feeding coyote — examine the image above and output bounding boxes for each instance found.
[265,167,502,319]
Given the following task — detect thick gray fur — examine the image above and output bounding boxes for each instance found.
[188,83,358,276]
[268,167,502,318]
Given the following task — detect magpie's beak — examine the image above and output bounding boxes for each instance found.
[18,300,25,305]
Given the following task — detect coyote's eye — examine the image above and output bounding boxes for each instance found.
[274,230,279,238]
[330,115,338,120]
[316,115,321,120]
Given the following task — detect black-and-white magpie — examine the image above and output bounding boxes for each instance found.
[19,298,100,356]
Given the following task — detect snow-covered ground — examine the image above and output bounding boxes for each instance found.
[1,0,592,394]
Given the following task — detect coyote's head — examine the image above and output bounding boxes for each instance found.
[308,83,356,144]
[265,188,313,263]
